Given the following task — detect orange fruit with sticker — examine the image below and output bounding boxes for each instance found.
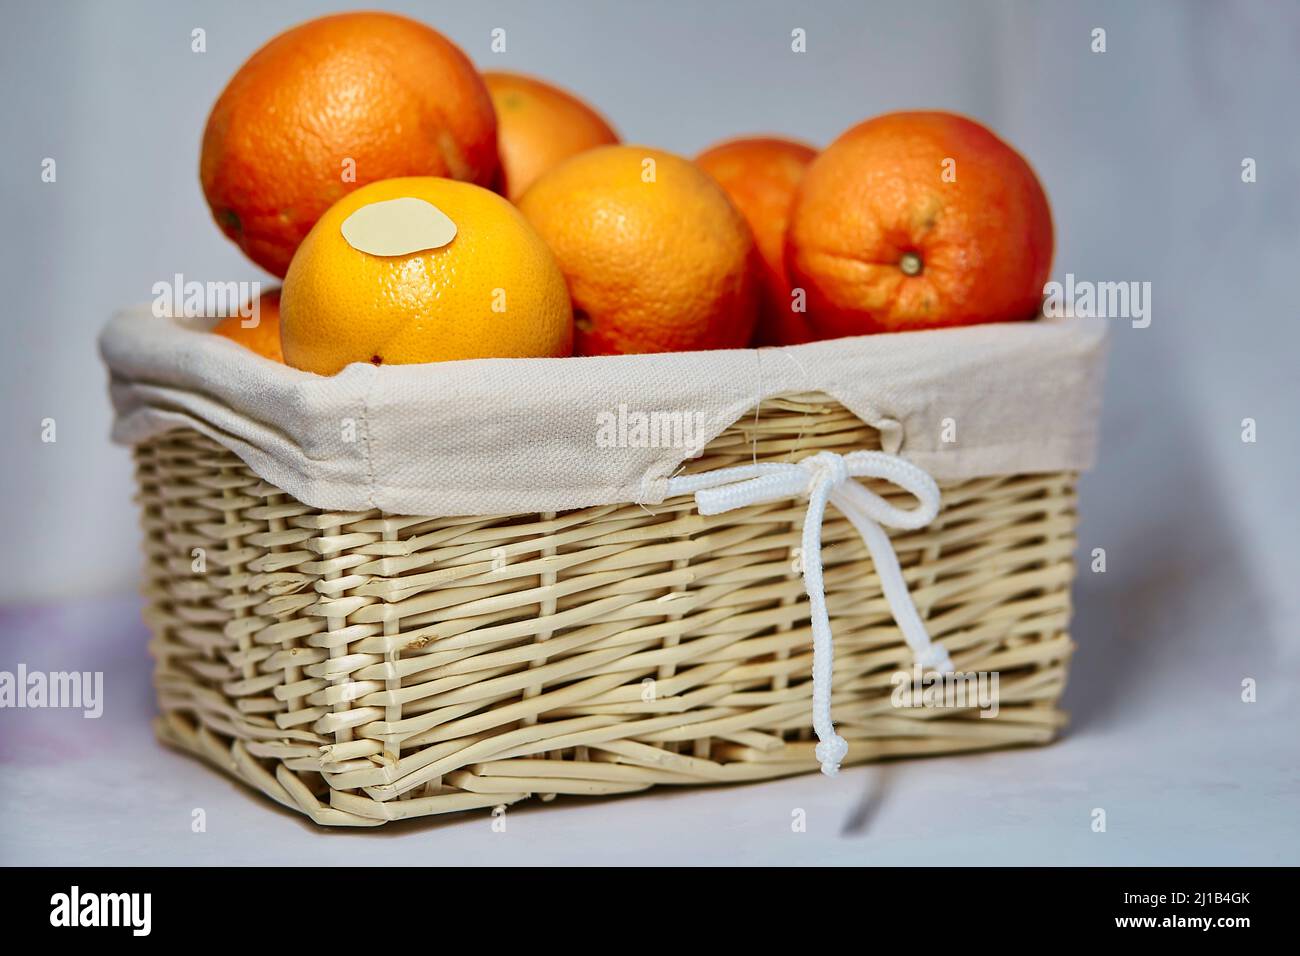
[279,178,572,374]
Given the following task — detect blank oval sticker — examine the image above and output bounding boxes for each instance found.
[341,197,457,256]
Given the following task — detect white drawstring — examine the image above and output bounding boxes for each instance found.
[665,450,953,775]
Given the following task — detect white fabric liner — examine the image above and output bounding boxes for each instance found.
[100,306,1108,517]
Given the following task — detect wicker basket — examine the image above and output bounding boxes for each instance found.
[134,391,1076,827]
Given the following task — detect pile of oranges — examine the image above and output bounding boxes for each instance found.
[204,11,1054,374]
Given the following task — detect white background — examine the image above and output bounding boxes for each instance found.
[0,0,1296,865]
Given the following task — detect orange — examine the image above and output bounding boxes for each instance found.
[786,111,1053,336]
[212,288,283,362]
[484,71,619,202]
[696,136,817,346]
[280,177,572,375]
[517,145,758,355]
[201,12,498,277]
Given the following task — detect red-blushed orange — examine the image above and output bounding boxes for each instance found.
[201,12,499,277]
[786,111,1053,335]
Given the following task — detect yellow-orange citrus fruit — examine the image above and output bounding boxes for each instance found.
[280,177,572,374]
[212,288,283,362]
[484,71,619,202]
[201,12,499,277]
[696,136,818,346]
[786,111,1053,336]
[517,145,758,355]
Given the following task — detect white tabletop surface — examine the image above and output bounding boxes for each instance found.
[2,592,1295,866]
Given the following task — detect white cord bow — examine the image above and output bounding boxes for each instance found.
[665,450,953,776]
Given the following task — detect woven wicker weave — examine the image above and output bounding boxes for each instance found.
[134,392,1077,826]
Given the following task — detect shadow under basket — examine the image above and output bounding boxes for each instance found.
[135,393,1077,827]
